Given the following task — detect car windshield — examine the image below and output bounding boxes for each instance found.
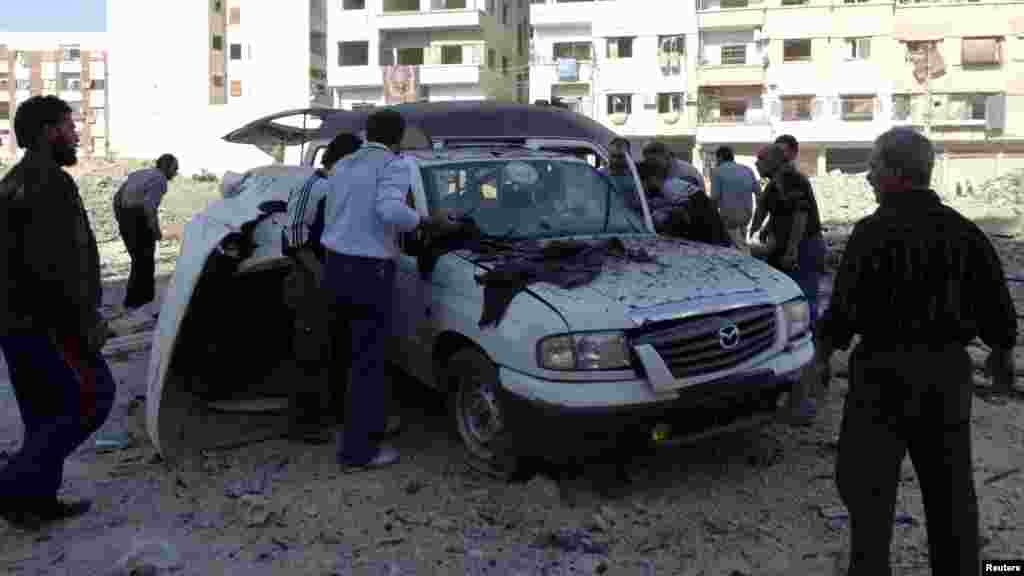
[421,158,646,240]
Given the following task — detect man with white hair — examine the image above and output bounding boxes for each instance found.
[815,127,1017,576]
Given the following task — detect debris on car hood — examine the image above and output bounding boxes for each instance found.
[468,237,659,328]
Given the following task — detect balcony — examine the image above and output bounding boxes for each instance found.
[419,63,482,85]
[330,65,384,87]
[59,60,82,74]
[696,99,773,143]
[379,0,484,29]
[698,65,765,86]
[698,0,766,28]
[531,0,601,27]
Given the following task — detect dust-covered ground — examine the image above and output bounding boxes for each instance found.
[0,160,1022,575]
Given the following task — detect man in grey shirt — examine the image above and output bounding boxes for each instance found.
[710,146,758,254]
[113,153,178,318]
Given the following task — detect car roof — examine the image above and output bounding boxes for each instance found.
[222,102,620,151]
[405,147,590,165]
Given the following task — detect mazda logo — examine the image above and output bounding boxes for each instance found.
[718,323,740,350]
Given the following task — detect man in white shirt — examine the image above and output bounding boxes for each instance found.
[322,109,456,471]
[112,153,178,319]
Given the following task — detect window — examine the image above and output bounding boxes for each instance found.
[444,0,467,6]
[521,18,528,56]
[212,35,224,51]
[553,42,592,61]
[44,79,58,92]
[606,37,634,59]
[64,77,82,91]
[845,38,870,60]
[948,94,988,121]
[841,96,875,121]
[720,45,746,65]
[231,80,242,97]
[0,73,8,90]
[230,43,242,60]
[607,94,632,114]
[781,0,807,4]
[781,95,814,121]
[657,93,683,114]
[719,100,747,121]
[720,0,749,7]
[397,48,424,66]
[311,32,326,57]
[338,42,369,66]
[212,0,222,12]
[230,6,241,24]
[442,45,463,64]
[502,2,510,24]
[892,94,912,121]
[62,47,81,62]
[502,55,509,75]
[488,48,496,69]
[517,23,523,56]
[89,79,106,90]
[0,102,9,120]
[783,39,812,62]
[213,75,225,88]
[962,37,1001,67]
[344,0,366,7]
[16,79,31,91]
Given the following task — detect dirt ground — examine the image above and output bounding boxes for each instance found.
[0,160,1022,575]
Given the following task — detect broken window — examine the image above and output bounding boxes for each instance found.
[607,94,632,114]
[961,37,1001,67]
[783,39,812,62]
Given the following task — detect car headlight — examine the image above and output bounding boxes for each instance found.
[537,331,632,371]
[782,298,810,340]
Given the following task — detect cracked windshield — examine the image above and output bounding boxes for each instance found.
[422,159,645,239]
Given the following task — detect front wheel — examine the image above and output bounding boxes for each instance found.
[446,348,520,479]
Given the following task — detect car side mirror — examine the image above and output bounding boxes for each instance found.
[258,200,288,214]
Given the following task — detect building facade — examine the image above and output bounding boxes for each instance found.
[531,0,1024,191]
[107,0,329,173]
[0,33,109,160]
[328,0,530,109]
[529,0,698,159]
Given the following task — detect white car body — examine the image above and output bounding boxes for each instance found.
[148,123,813,466]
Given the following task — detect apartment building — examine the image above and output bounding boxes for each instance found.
[0,33,109,161]
[107,0,329,173]
[529,0,698,158]
[328,0,530,109]
[692,0,1024,187]
[530,0,1024,191]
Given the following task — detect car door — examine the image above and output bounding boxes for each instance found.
[392,159,433,376]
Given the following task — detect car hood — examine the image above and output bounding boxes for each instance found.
[461,236,801,332]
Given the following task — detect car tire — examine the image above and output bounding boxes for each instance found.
[446,347,521,480]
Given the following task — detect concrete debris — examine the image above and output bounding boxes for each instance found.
[534,528,610,555]
[107,538,183,576]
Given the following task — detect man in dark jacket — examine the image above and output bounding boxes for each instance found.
[815,127,1017,576]
[0,95,116,530]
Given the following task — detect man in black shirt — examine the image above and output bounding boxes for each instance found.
[815,128,1017,576]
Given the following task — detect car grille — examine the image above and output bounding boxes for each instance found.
[629,305,778,379]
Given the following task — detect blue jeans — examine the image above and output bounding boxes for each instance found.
[783,236,826,331]
[324,252,396,467]
[0,333,116,502]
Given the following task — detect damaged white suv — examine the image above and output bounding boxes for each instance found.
[148,105,813,476]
